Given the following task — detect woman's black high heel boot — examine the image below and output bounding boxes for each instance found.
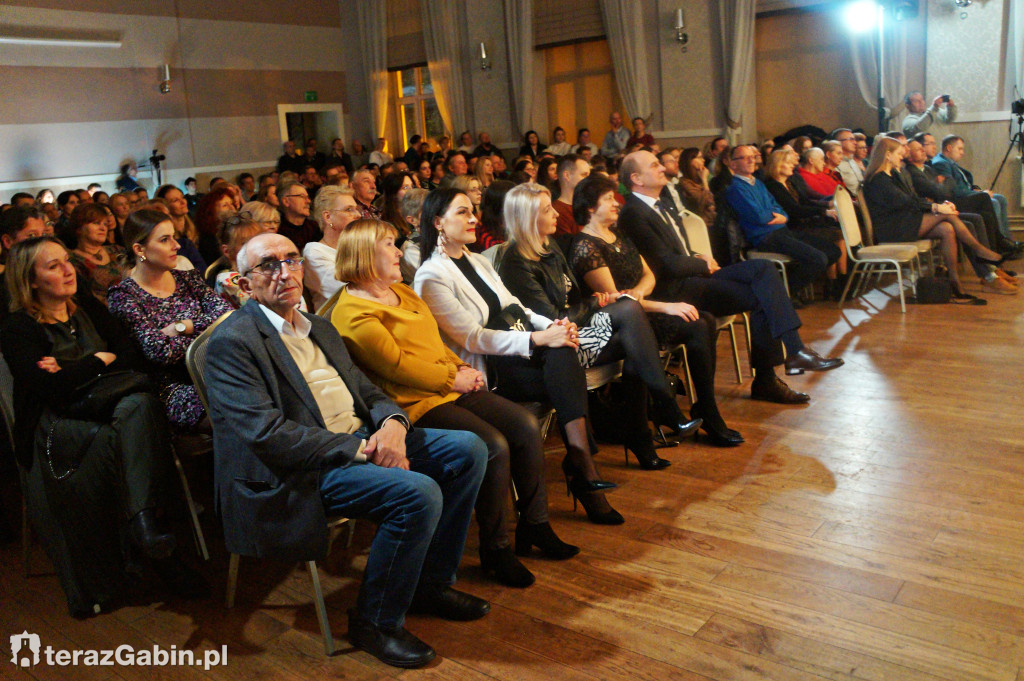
[566,477,624,525]
[623,429,672,470]
[515,521,580,559]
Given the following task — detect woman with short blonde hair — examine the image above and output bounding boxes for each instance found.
[332,218,578,588]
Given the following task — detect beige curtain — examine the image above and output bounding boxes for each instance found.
[503,0,534,139]
[421,0,470,137]
[849,10,908,127]
[598,0,651,120]
[718,0,756,144]
[356,1,389,139]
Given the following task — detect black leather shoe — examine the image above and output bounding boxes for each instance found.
[128,508,176,560]
[751,375,810,404]
[690,403,743,447]
[480,547,535,588]
[652,416,703,438]
[409,586,490,621]
[784,348,844,375]
[515,521,580,560]
[347,609,436,668]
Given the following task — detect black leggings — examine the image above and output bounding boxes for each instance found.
[415,391,546,551]
[643,308,718,411]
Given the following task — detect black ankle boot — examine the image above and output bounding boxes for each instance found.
[623,432,671,470]
[479,546,535,587]
[128,508,176,560]
[515,521,579,559]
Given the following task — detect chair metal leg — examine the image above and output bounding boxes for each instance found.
[170,445,209,561]
[345,519,356,549]
[838,262,859,306]
[725,324,742,383]
[777,262,791,297]
[226,553,240,608]
[679,345,695,404]
[894,262,906,313]
[307,561,335,656]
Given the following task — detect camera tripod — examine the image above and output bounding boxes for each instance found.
[990,114,1024,190]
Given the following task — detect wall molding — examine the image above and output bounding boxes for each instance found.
[656,128,724,139]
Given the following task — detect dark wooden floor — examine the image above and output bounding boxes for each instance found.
[4,268,1024,681]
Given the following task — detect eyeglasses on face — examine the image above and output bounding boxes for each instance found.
[244,256,305,277]
[282,193,310,202]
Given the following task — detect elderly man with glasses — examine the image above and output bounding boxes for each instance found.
[276,178,322,251]
[205,232,489,668]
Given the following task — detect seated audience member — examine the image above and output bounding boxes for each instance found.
[475,155,495,189]
[536,158,559,191]
[759,141,776,166]
[93,191,109,205]
[658,149,691,216]
[351,169,382,220]
[67,203,125,304]
[237,173,257,202]
[55,190,79,236]
[548,126,572,156]
[206,212,263,307]
[854,133,869,168]
[627,117,655,149]
[183,177,201,211]
[820,141,849,191]
[763,150,848,299]
[276,140,305,175]
[451,176,484,221]
[108,210,232,431]
[380,171,416,241]
[902,91,957,136]
[798,147,842,198]
[518,131,545,160]
[194,187,237,265]
[456,131,475,154]
[303,186,361,310]
[701,136,729,179]
[472,131,502,161]
[349,139,369,169]
[275,179,322,251]
[332,219,577,588]
[256,180,279,208]
[617,150,843,403]
[601,112,630,158]
[708,146,735,195]
[240,200,281,233]
[904,140,1015,294]
[500,182,713,455]
[863,138,1004,303]
[788,136,813,157]
[440,152,470,190]
[510,158,536,184]
[328,138,354,174]
[108,191,130,235]
[116,163,141,192]
[930,134,1020,251]
[414,188,624,525]
[299,165,323,201]
[10,193,35,209]
[0,206,47,316]
[565,176,741,447]
[429,159,447,187]
[206,231,489,668]
[727,148,841,302]
[571,128,598,158]
[399,188,429,269]
[156,184,206,271]
[368,137,393,167]
[832,129,865,195]
[550,155,591,247]
[472,181,515,255]
[416,159,436,190]
[677,148,717,229]
[2,236,206,616]
[302,138,326,172]
[36,188,55,205]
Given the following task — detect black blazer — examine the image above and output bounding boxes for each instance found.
[862,172,930,243]
[204,302,407,562]
[498,242,599,325]
[906,164,953,202]
[0,293,142,469]
[764,178,830,229]
[617,193,710,299]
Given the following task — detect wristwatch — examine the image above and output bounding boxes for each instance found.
[174,321,187,334]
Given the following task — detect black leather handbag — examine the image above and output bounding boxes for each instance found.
[66,370,153,422]
[485,304,531,332]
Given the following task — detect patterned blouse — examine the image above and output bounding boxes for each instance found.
[69,245,125,305]
[107,269,231,429]
[569,230,644,294]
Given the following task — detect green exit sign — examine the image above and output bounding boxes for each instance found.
[304,90,318,102]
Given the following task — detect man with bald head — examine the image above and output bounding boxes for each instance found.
[616,150,843,404]
[205,232,488,668]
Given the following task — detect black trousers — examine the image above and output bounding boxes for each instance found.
[757,227,840,293]
[488,346,588,423]
[416,391,547,550]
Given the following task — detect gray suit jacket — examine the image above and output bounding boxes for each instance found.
[205,302,406,562]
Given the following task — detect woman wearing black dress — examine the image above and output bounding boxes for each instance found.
[568,176,743,447]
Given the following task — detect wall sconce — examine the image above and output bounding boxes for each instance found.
[159,64,171,94]
[480,42,491,71]
[674,9,688,52]
[954,0,972,18]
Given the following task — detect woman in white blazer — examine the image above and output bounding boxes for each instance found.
[414,188,622,525]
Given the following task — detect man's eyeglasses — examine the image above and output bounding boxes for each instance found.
[244,257,305,277]
[282,193,310,202]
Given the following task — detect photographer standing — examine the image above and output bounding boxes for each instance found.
[902,91,958,136]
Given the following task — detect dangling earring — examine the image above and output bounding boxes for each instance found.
[436,229,449,252]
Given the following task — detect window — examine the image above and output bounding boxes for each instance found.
[395,67,443,148]
[544,40,624,145]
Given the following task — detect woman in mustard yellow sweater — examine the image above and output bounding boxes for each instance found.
[331,219,578,589]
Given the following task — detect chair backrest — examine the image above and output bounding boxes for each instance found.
[855,188,875,245]
[833,185,864,250]
[482,242,508,270]
[316,288,343,318]
[185,310,233,412]
[680,212,713,255]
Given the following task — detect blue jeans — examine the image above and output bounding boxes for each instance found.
[991,193,1010,240]
[319,427,487,629]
